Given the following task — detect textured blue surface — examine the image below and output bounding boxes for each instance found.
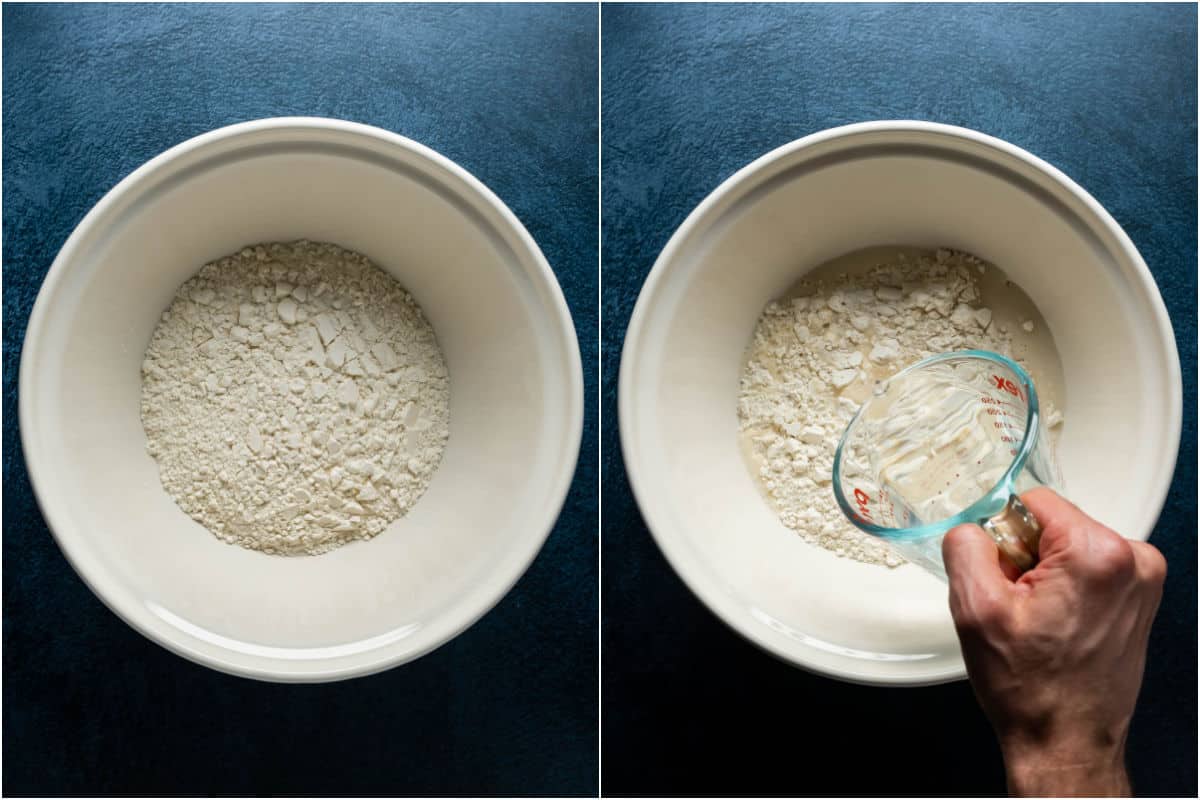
[602,4,1196,796]
[3,4,597,795]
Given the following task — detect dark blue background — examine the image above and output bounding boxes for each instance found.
[3,4,597,796]
[602,4,1196,796]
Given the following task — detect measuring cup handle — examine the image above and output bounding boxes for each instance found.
[982,494,1042,572]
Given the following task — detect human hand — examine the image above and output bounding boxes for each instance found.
[942,487,1166,797]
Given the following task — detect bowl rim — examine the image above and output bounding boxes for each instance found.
[618,119,1182,686]
[19,116,585,682]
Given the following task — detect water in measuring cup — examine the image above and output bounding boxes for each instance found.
[861,368,1027,526]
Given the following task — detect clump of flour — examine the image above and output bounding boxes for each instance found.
[738,248,1060,567]
[141,241,449,556]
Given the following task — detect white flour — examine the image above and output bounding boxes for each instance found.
[738,247,1062,567]
[141,241,450,556]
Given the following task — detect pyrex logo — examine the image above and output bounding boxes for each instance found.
[992,374,1024,401]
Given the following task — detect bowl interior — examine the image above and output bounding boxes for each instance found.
[623,126,1179,683]
[22,123,580,679]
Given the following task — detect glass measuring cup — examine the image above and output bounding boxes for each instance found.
[832,350,1063,580]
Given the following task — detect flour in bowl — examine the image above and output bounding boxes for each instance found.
[737,246,1064,567]
[141,241,449,556]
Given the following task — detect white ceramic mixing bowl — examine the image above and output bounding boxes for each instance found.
[20,118,583,681]
[619,121,1181,685]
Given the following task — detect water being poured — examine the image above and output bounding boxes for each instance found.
[862,369,1023,525]
[834,351,1064,579]
[839,357,1032,531]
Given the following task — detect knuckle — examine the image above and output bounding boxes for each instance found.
[1088,534,1137,582]
[1135,543,1168,586]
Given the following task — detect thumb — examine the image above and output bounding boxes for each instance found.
[942,524,1013,620]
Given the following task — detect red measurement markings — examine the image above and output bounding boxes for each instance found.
[981,395,1024,412]
[853,487,874,523]
[982,389,1026,441]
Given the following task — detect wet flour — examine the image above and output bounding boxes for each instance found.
[141,241,450,556]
